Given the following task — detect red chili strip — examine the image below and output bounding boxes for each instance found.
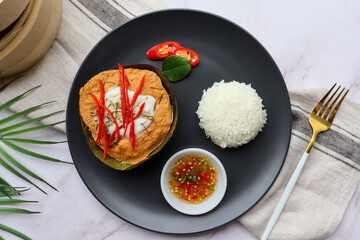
[89,93,105,144]
[125,102,145,134]
[108,124,124,147]
[98,79,106,129]
[95,109,103,143]
[99,79,105,104]
[124,75,129,89]
[129,112,135,150]
[99,103,121,144]
[123,99,133,139]
[146,41,181,60]
[102,122,109,161]
[124,75,130,130]
[123,76,130,137]
[123,92,128,136]
[90,93,108,160]
[133,102,145,120]
[124,115,130,137]
[108,130,117,147]
[117,66,146,151]
[118,63,127,128]
[130,75,145,108]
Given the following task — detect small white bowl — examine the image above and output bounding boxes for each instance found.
[160,148,227,215]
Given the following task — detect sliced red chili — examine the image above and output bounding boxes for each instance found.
[98,79,105,104]
[124,115,130,137]
[99,103,121,144]
[124,75,129,89]
[130,75,145,108]
[98,80,106,131]
[89,93,113,160]
[108,130,117,147]
[125,74,144,135]
[89,93,105,144]
[146,41,180,60]
[169,47,200,66]
[129,112,135,150]
[124,76,132,137]
[133,102,145,120]
[118,63,127,127]
[123,76,130,136]
[95,110,103,143]
[102,124,108,160]
[108,125,124,147]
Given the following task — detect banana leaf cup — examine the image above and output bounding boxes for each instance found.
[80,64,178,170]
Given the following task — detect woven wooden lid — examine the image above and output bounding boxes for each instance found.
[0,0,30,32]
[0,0,33,52]
[0,0,62,78]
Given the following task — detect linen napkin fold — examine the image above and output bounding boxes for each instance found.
[1,0,166,133]
[238,88,360,240]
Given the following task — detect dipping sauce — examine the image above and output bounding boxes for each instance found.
[168,154,217,204]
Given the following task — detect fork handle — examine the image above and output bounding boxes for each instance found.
[261,152,309,240]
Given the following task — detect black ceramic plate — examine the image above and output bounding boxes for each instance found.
[67,9,291,234]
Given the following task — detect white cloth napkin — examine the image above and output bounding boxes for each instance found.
[1,0,167,133]
[238,88,360,240]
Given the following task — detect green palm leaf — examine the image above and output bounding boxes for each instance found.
[0,207,39,214]
[0,110,64,134]
[0,188,12,198]
[0,101,55,126]
[2,140,72,164]
[0,223,31,240]
[0,184,15,198]
[0,189,28,197]
[0,187,29,199]
[0,199,37,204]
[0,157,46,194]
[0,147,57,192]
[0,185,28,197]
[1,138,67,145]
[0,85,40,113]
[0,177,12,188]
[0,162,17,196]
[1,121,65,137]
[0,81,70,240]
[0,75,22,93]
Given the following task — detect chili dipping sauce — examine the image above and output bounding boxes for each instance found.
[168,154,217,204]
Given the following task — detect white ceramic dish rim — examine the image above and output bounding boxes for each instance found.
[160,148,227,215]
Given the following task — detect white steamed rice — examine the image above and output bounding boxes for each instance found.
[196,80,267,148]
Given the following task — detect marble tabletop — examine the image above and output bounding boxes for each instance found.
[1,0,360,239]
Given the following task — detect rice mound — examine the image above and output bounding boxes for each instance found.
[196,80,267,148]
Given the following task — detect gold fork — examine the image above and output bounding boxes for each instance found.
[261,84,349,240]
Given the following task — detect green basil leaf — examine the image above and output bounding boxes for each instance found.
[162,55,191,82]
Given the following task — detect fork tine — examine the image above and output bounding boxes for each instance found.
[318,85,341,117]
[323,87,344,118]
[312,83,337,114]
[327,88,349,122]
